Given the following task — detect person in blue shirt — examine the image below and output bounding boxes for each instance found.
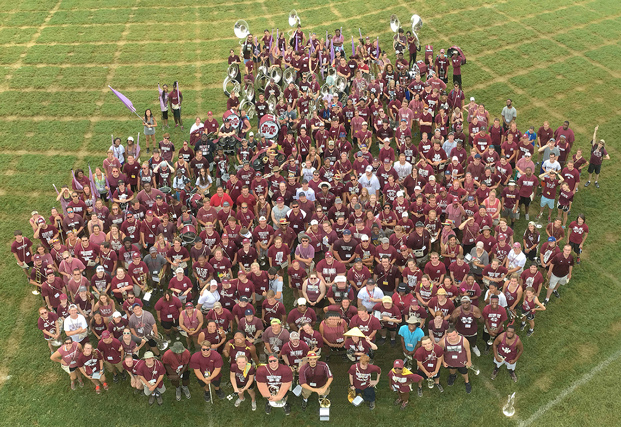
[398,315,425,360]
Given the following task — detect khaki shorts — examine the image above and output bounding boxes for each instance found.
[549,274,568,290]
[301,385,331,399]
[144,383,166,396]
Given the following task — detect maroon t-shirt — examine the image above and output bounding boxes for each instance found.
[136,359,166,388]
[97,338,123,364]
[231,363,256,388]
[348,363,381,389]
[551,253,574,277]
[256,363,293,389]
[189,350,223,380]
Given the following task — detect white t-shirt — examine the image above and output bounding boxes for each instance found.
[357,286,384,312]
[198,290,220,311]
[483,290,508,308]
[64,314,88,342]
[507,250,526,274]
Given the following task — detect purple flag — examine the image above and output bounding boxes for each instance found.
[295,35,298,52]
[88,165,98,203]
[53,184,69,215]
[108,86,136,113]
[351,36,355,55]
[71,170,83,191]
[105,175,113,200]
[270,28,273,49]
[330,41,335,62]
[319,51,323,79]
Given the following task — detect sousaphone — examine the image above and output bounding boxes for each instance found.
[390,14,401,32]
[234,19,250,45]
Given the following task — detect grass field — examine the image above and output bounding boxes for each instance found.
[0,0,620,425]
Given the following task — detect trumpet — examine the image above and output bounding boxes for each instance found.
[33,267,42,295]
[462,361,480,375]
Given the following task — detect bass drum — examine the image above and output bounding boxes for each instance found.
[223,110,240,129]
[259,114,279,139]
[180,224,197,245]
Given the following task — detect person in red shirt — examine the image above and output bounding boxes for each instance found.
[567,214,588,264]
[256,353,293,415]
[389,358,423,410]
[190,341,225,401]
[136,351,166,405]
[348,354,381,410]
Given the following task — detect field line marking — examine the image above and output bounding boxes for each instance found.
[518,347,621,427]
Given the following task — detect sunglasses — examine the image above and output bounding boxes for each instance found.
[123,332,131,335]
[63,257,69,260]
[201,348,210,352]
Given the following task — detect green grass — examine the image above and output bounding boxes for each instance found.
[1,0,621,426]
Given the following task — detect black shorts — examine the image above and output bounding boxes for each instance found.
[587,163,601,174]
[569,241,582,255]
[557,203,570,213]
[519,196,531,207]
[173,108,181,119]
[310,299,325,309]
[448,366,468,375]
[198,377,221,388]
[383,324,399,332]
[161,319,179,330]
[417,369,439,379]
[147,339,157,348]
[161,110,168,120]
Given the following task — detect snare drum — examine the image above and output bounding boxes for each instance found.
[180,224,197,244]
[259,114,279,139]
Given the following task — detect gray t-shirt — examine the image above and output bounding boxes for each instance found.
[262,326,290,352]
[271,205,290,225]
[143,254,167,278]
[501,106,517,124]
[469,248,489,275]
[128,311,156,338]
[269,277,284,301]
[541,146,560,164]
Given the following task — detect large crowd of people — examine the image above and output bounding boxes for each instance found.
[11,19,609,416]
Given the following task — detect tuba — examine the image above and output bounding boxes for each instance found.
[147,331,169,351]
[267,95,277,113]
[288,9,300,27]
[227,63,239,80]
[243,83,255,102]
[334,76,347,93]
[283,67,297,86]
[269,67,283,85]
[223,76,241,97]
[390,14,401,32]
[410,14,423,33]
[234,19,250,44]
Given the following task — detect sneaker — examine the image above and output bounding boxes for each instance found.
[203,391,211,402]
[121,372,127,381]
[390,339,396,348]
[465,382,472,394]
[182,386,191,399]
[180,126,184,130]
[146,148,150,154]
[542,299,548,307]
[78,379,84,388]
[369,401,376,410]
[96,385,101,395]
[520,322,526,331]
[536,213,543,220]
[265,401,271,415]
[156,394,163,405]
[215,388,225,399]
[491,368,500,380]
[251,400,257,411]
[175,124,179,128]
[472,346,481,357]
[400,401,408,410]
[436,383,444,393]
[525,214,530,220]
[394,398,402,406]
[113,374,119,383]
[515,212,520,220]
[284,403,291,415]
[417,387,423,397]
[71,381,76,391]
[547,216,551,223]
[553,290,560,299]
[527,329,534,337]
[103,382,109,391]
[510,371,518,383]
[149,395,155,405]
[176,387,182,401]
[134,388,141,395]
[584,181,590,187]
[595,182,599,189]
[576,257,581,264]
[235,398,244,407]
[484,346,490,355]
[447,374,456,386]
[378,336,386,345]
[301,399,308,410]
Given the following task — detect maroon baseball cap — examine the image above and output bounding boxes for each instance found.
[146,210,154,215]
[132,252,140,259]
[34,254,42,261]
[325,252,333,258]
[439,186,446,192]
[242,238,250,244]
[45,269,55,276]
[276,196,284,202]
[37,217,46,224]
[101,331,111,339]
[185,302,194,308]
[59,294,68,300]
[393,359,404,368]
[222,233,229,238]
